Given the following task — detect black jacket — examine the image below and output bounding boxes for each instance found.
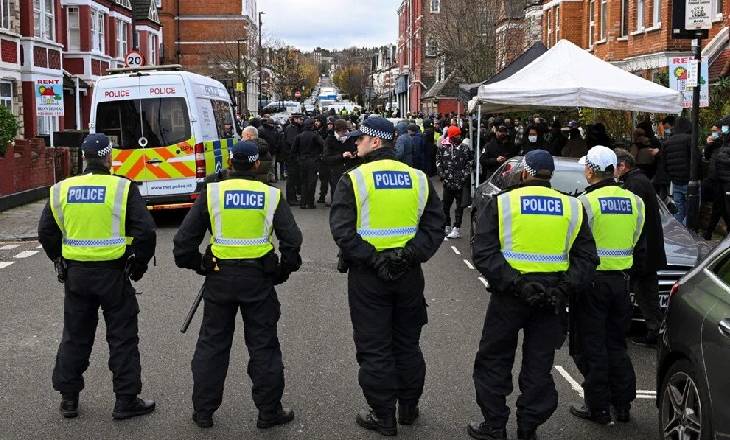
[173,171,302,271]
[620,169,667,271]
[281,122,302,162]
[471,180,598,295]
[38,165,157,265]
[329,147,446,267]
[324,134,359,177]
[292,124,324,161]
[259,125,281,156]
[662,117,696,184]
[480,136,517,178]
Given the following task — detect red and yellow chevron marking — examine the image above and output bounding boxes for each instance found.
[112,138,196,181]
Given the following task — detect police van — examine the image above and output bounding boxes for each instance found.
[90,65,239,209]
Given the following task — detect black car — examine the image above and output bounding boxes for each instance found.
[471,157,702,317]
[657,235,730,439]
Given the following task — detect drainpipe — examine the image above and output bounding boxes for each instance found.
[74,77,81,130]
[176,0,181,64]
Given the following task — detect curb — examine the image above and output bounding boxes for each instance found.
[0,235,40,242]
[0,186,49,213]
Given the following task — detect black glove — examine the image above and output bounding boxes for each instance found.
[196,247,218,276]
[273,265,291,285]
[545,283,570,314]
[516,279,547,307]
[128,261,148,282]
[54,257,67,283]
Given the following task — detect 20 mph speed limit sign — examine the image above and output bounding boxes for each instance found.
[125,51,145,68]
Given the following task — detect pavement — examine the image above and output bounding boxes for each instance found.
[0,199,47,241]
[0,179,661,440]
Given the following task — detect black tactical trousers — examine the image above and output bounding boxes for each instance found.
[347,265,428,418]
[632,271,663,338]
[473,293,566,432]
[52,263,142,397]
[299,158,319,207]
[191,266,284,417]
[285,160,300,204]
[318,163,330,201]
[573,272,636,411]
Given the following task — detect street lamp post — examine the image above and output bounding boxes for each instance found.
[258,11,265,114]
[237,38,247,117]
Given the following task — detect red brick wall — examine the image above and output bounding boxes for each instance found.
[0,140,72,196]
[21,82,37,138]
[64,57,84,75]
[1,39,17,63]
[80,6,91,52]
[34,46,48,68]
[48,49,61,69]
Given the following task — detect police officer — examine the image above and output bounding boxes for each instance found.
[329,116,446,436]
[37,133,157,420]
[173,140,303,429]
[469,150,598,440]
[569,146,646,424]
[283,113,304,205]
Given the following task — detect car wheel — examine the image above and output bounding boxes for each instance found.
[659,359,712,440]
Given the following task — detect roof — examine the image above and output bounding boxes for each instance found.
[422,73,461,100]
[131,0,160,24]
[504,0,528,19]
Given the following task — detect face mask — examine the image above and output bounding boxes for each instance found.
[337,134,348,142]
[723,126,730,134]
[528,135,538,143]
[664,129,672,136]
[712,132,721,140]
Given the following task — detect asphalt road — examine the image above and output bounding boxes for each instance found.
[0,179,661,440]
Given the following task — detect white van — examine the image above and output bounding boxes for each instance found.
[90,66,239,209]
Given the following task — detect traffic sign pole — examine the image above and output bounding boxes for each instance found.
[687,37,702,231]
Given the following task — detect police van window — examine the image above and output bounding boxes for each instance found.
[211,100,235,139]
[95,97,191,149]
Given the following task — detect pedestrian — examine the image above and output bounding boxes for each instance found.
[547,121,567,156]
[329,116,445,436]
[629,126,659,180]
[259,118,282,179]
[395,120,414,166]
[292,119,325,209]
[570,146,646,425]
[324,119,359,203]
[561,125,588,158]
[241,126,274,184]
[437,134,473,239]
[173,140,303,429]
[661,117,696,224]
[408,123,427,172]
[422,119,437,176]
[614,148,666,346]
[480,125,517,181]
[283,114,303,205]
[38,133,157,420]
[711,124,730,237]
[520,125,544,155]
[702,121,727,239]
[469,150,598,440]
[315,118,331,204]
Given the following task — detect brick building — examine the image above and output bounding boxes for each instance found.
[131,0,162,67]
[370,44,398,109]
[540,0,730,82]
[495,0,543,72]
[159,0,259,115]
[1,0,24,137]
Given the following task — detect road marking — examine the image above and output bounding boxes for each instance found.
[0,244,19,250]
[451,246,461,255]
[14,250,39,259]
[478,276,489,288]
[555,365,584,398]
[0,262,14,269]
[36,244,43,249]
[463,259,474,270]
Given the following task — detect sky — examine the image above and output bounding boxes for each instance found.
[260,0,400,51]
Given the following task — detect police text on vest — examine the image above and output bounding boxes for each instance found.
[373,171,412,189]
[67,186,106,203]
[224,190,265,209]
[520,196,563,215]
[598,197,633,214]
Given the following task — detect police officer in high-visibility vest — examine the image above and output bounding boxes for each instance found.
[569,146,646,425]
[469,150,598,440]
[330,116,446,436]
[37,133,157,420]
[173,140,303,429]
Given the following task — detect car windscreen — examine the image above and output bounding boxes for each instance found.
[491,162,588,196]
[95,97,191,149]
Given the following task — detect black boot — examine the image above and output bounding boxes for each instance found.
[614,406,631,423]
[112,396,156,420]
[517,427,538,440]
[631,334,658,347]
[257,406,295,429]
[397,403,419,425]
[356,409,397,436]
[59,393,79,418]
[192,412,213,428]
[466,421,507,440]
[569,404,612,425]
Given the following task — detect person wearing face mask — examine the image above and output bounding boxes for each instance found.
[324,119,359,205]
[661,116,697,224]
[480,125,517,182]
[520,125,544,155]
[707,118,730,238]
[329,117,445,436]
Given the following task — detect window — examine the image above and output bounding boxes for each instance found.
[712,0,723,16]
[116,20,128,57]
[33,0,55,41]
[37,116,59,136]
[91,9,105,53]
[620,0,629,37]
[95,98,191,149]
[211,100,235,139]
[67,7,80,51]
[653,0,661,26]
[430,0,440,13]
[1,0,10,29]
[435,59,446,82]
[425,38,437,57]
[588,0,595,46]
[0,81,12,109]
[600,0,608,40]
[555,7,560,43]
[636,0,645,31]
[547,10,552,46]
[149,34,158,65]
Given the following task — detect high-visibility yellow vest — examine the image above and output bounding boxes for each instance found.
[207,179,280,259]
[497,185,583,273]
[349,159,428,251]
[579,185,645,271]
[50,174,130,262]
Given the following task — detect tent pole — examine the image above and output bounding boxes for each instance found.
[476,106,481,189]
[469,116,475,198]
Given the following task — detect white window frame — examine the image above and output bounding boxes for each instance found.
[636,0,645,31]
[67,7,80,51]
[620,0,629,37]
[1,0,10,30]
[599,0,608,40]
[116,19,128,58]
[91,9,105,54]
[652,0,661,26]
[34,0,56,41]
[555,7,560,43]
[711,0,723,19]
[547,9,552,46]
[37,116,59,136]
[0,80,12,109]
[425,38,437,57]
[430,0,440,14]
[588,0,595,47]
[149,34,157,65]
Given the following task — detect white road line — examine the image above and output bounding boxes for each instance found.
[637,390,657,395]
[555,365,584,398]
[451,246,461,255]
[0,244,19,250]
[478,276,489,288]
[14,250,39,259]
[463,259,474,270]
[36,244,43,249]
[0,262,14,269]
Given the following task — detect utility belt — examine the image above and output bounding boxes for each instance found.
[595,270,629,278]
[65,257,126,269]
[213,251,279,276]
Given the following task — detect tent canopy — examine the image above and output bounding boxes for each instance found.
[469,39,683,114]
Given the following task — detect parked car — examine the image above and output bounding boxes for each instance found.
[470,157,702,319]
[657,235,730,439]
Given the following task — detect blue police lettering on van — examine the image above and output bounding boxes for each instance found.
[373,171,412,189]
[599,197,633,214]
[67,186,107,203]
[224,190,265,209]
[520,196,564,215]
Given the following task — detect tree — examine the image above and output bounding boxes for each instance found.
[206,27,258,113]
[267,41,319,100]
[332,47,375,105]
[0,105,18,156]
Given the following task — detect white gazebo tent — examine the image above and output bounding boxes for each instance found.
[469,39,683,185]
